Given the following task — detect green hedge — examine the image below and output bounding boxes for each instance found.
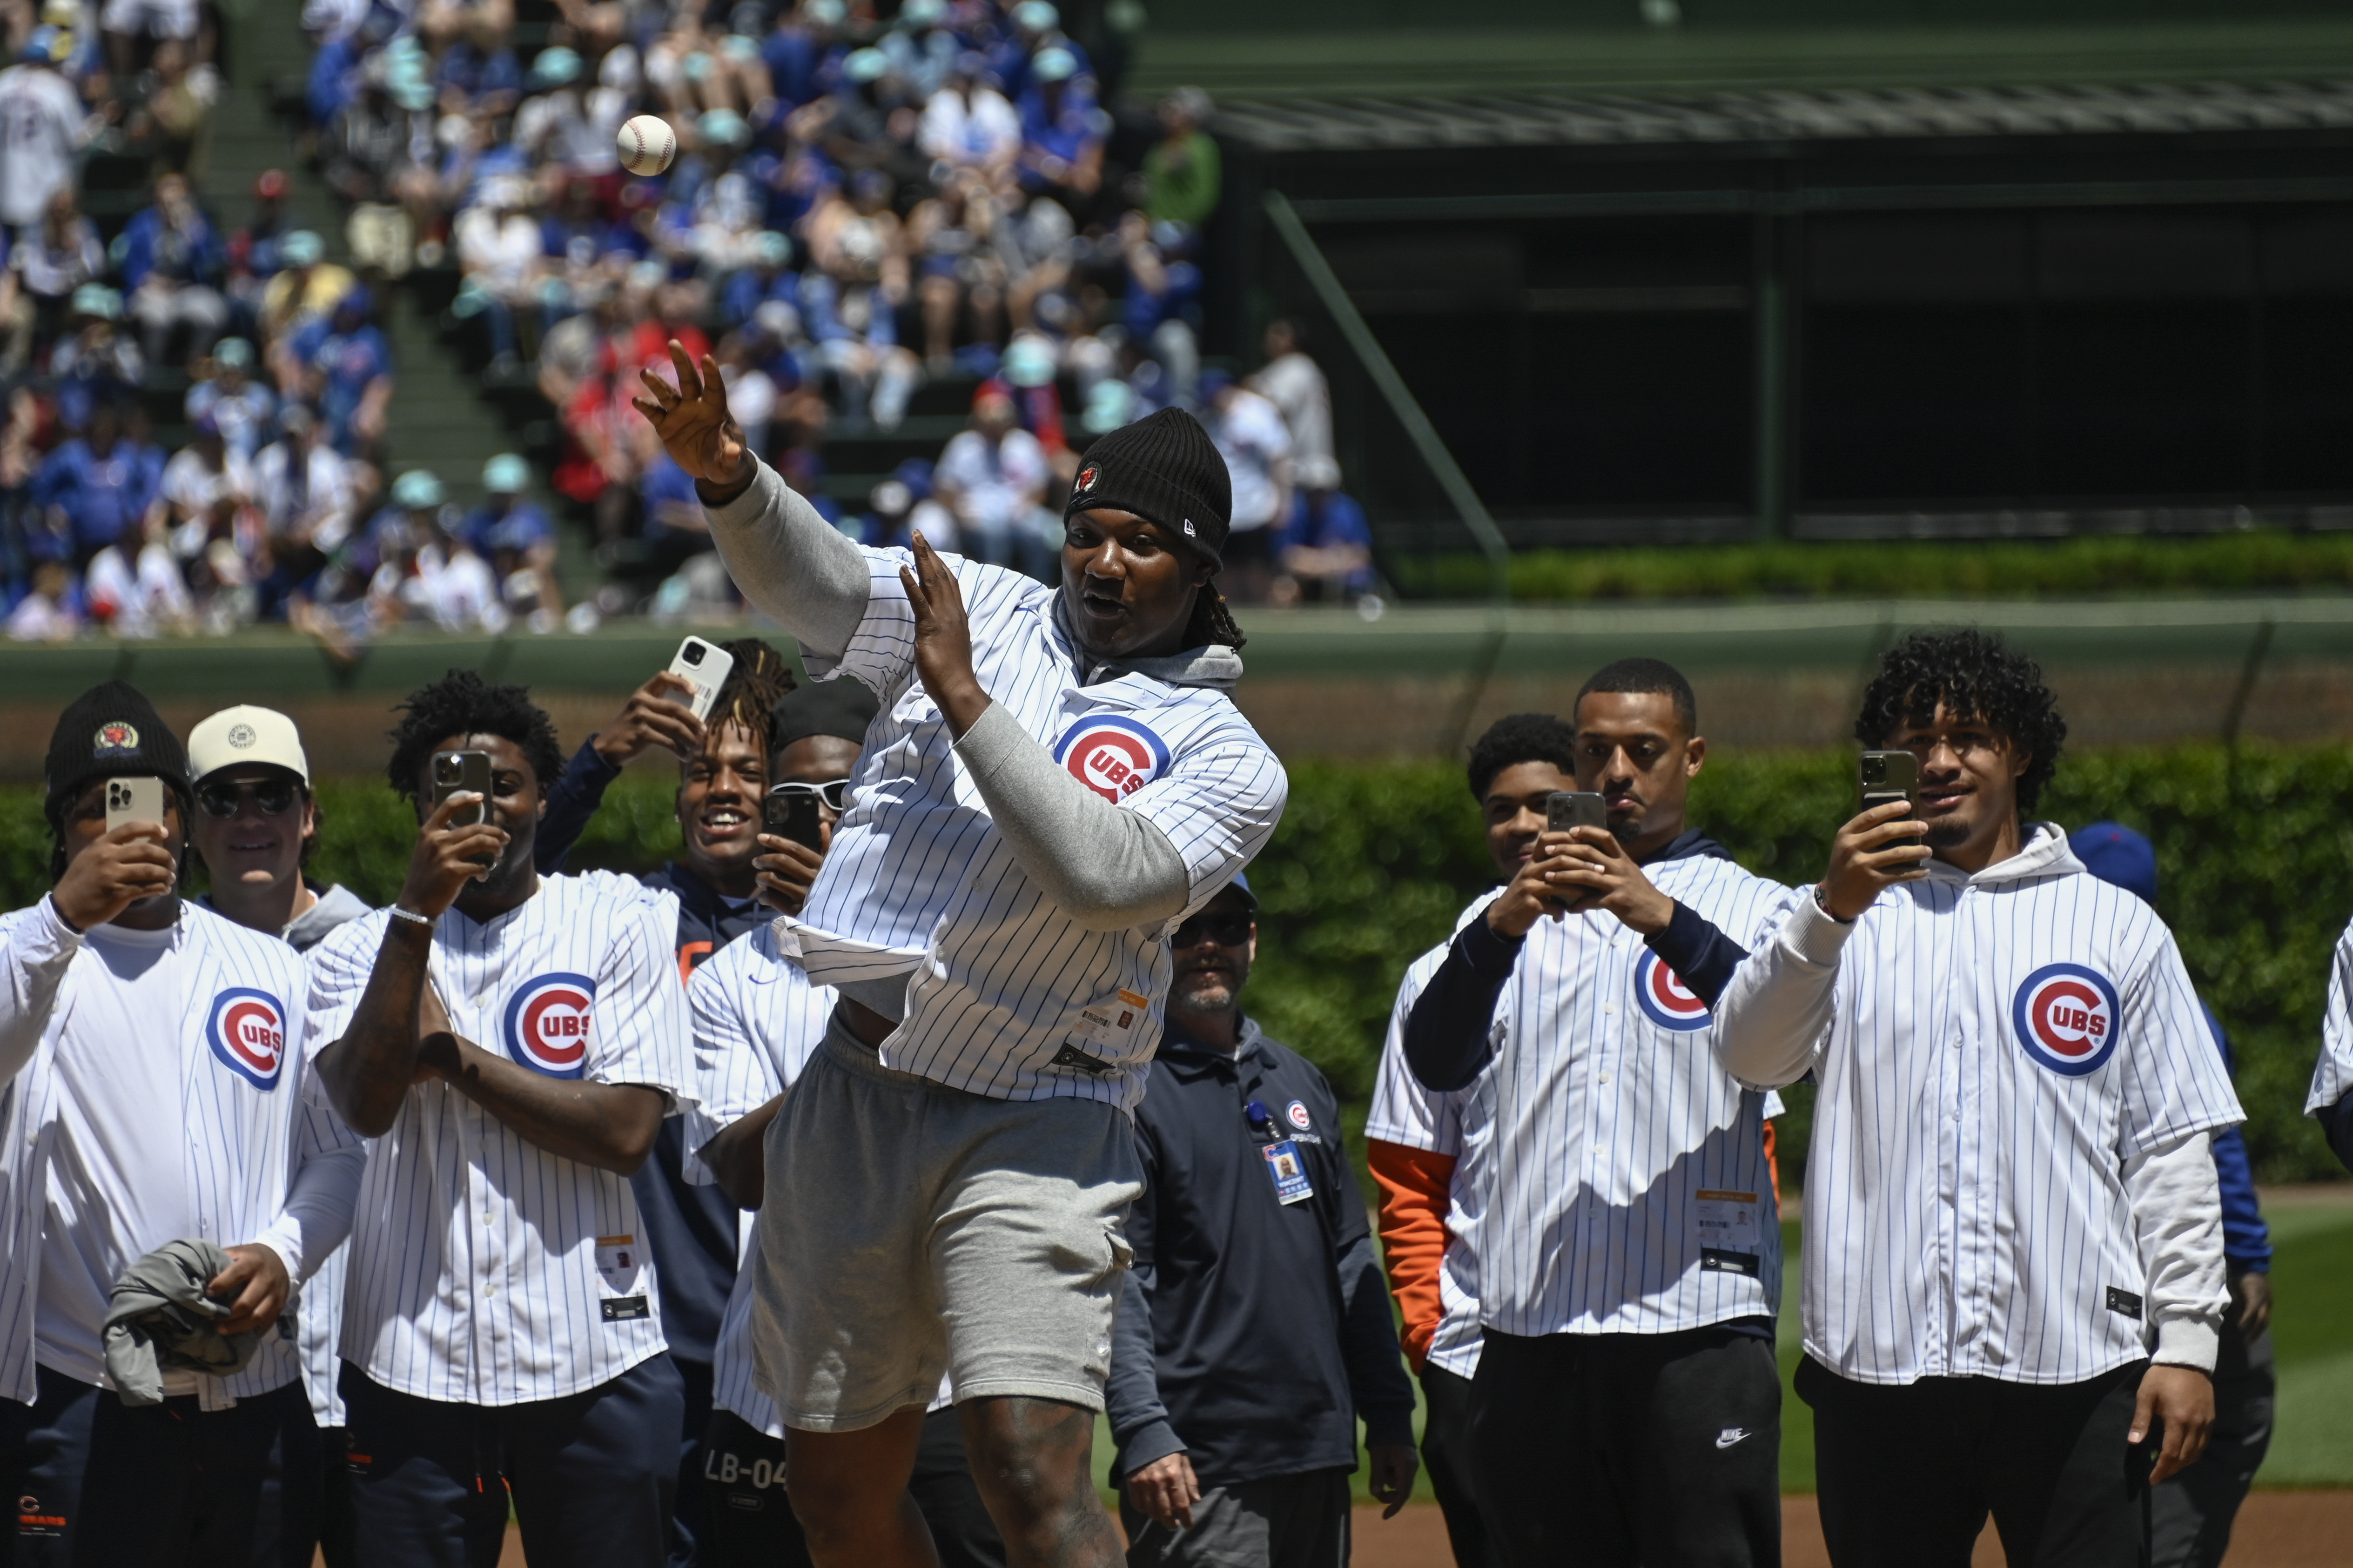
[7,743,2343,1182]
[1389,533,2353,602]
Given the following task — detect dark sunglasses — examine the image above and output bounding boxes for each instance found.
[196,779,301,818]
[1171,912,1252,948]
[770,778,852,812]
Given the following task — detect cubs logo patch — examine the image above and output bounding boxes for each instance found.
[2011,962,2121,1077]
[503,972,598,1079]
[1052,716,1170,803]
[206,988,287,1090]
[1286,1099,1312,1130]
[1633,949,1712,1032]
[92,721,139,755]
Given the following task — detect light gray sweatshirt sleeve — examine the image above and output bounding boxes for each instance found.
[1710,891,1853,1090]
[700,456,872,661]
[2125,1129,2228,1372]
[953,703,1192,931]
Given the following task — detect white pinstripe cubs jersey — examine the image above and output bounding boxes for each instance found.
[0,898,363,1409]
[677,924,834,1438]
[2303,913,2353,1120]
[785,549,1287,1111]
[1366,936,1495,1379]
[1750,827,2241,1385]
[303,872,693,1405]
[1472,860,1799,1337]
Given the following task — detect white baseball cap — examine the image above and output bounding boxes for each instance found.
[188,705,311,788]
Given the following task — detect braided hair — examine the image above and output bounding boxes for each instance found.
[1181,581,1247,650]
[705,638,797,755]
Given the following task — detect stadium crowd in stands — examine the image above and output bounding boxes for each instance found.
[0,0,1378,644]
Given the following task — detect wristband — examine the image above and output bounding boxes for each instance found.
[388,905,435,929]
[1811,883,1856,925]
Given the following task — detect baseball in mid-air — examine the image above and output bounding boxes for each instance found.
[618,115,677,176]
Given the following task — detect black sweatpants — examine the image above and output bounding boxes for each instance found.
[1419,1364,1494,1568]
[2151,1315,2272,1568]
[1472,1327,1782,1568]
[1798,1356,2151,1568]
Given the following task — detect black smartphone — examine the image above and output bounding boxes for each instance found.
[1858,750,1919,817]
[431,750,497,867]
[1546,791,1607,834]
[764,785,825,852]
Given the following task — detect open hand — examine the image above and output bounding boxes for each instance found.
[1818,800,1930,921]
[1552,826,1676,935]
[631,339,751,490]
[901,531,990,737]
[52,822,177,930]
[207,1243,290,1336]
[2132,1363,2214,1483]
[397,793,510,917]
[1126,1452,1201,1530]
[593,671,706,768]
[2231,1269,2272,1338]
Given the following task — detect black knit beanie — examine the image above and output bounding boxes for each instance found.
[1063,407,1233,570]
[43,680,192,828]
[771,675,882,752]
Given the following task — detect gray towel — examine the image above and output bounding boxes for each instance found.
[101,1239,269,1406]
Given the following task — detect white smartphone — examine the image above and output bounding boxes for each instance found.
[104,776,166,834]
[667,636,735,724]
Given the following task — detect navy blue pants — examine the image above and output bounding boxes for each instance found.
[0,1364,320,1568]
[339,1354,684,1568]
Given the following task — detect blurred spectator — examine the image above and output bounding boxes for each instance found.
[921,54,1019,181]
[290,286,392,456]
[121,36,217,175]
[452,174,540,369]
[102,0,208,81]
[83,510,193,637]
[255,403,353,549]
[7,558,82,640]
[369,466,503,632]
[31,397,166,567]
[1120,212,1200,401]
[47,286,144,434]
[934,378,1052,580]
[323,73,423,274]
[1198,369,1292,603]
[1248,318,1337,493]
[185,337,277,459]
[0,228,29,375]
[1271,484,1376,608]
[1016,48,1103,209]
[856,457,956,552]
[121,172,230,368]
[16,188,106,339]
[224,169,296,338]
[1143,88,1219,230]
[258,230,355,377]
[0,27,84,230]
[159,412,260,630]
[462,452,564,628]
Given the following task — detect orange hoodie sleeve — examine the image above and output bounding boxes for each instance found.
[1369,1138,1458,1375]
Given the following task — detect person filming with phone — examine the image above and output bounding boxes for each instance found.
[0,682,363,1565]
[1709,630,2243,1568]
[305,670,694,1568]
[1399,664,1799,1568]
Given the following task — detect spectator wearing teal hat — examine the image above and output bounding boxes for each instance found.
[462,453,566,628]
[1015,46,1103,210]
[186,337,278,460]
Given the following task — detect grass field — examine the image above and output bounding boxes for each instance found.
[1093,1185,2353,1505]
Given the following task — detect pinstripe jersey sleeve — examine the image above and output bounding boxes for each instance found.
[585,886,694,1108]
[2114,911,2242,1158]
[1367,939,1461,1154]
[2306,915,2353,1115]
[679,932,793,1185]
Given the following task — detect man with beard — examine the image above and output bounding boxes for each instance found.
[305,670,693,1567]
[1402,668,1800,1568]
[1107,876,1418,1568]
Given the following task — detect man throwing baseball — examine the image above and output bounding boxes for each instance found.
[633,344,1286,1568]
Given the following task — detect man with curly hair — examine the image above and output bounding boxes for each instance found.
[1711,629,2245,1568]
[303,670,694,1568]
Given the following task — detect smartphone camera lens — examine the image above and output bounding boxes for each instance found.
[1861,756,1885,784]
[683,643,705,665]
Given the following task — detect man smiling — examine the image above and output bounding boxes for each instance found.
[633,346,1285,1568]
[1713,630,2242,1568]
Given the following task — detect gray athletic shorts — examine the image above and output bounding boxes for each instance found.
[751,1015,1144,1432]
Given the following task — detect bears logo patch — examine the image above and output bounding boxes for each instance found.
[503,972,598,1079]
[1052,716,1170,803]
[1633,949,1712,1032]
[207,988,287,1090]
[2011,962,2122,1077]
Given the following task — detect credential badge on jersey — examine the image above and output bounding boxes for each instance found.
[1052,715,1170,803]
[207,987,287,1090]
[1633,949,1712,1032]
[2011,962,2122,1077]
[504,972,599,1079]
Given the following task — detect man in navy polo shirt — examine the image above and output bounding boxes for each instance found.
[1107,876,1418,1568]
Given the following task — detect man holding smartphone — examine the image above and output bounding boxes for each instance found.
[1711,630,2240,1568]
[635,347,1284,1568]
[0,682,363,1564]
[305,670,694,1568]
[1401,670,1798,1568]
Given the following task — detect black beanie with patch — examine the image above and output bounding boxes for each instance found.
[771,674,883,752]
[1062,407,1233,570]
[43,680,192,828]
